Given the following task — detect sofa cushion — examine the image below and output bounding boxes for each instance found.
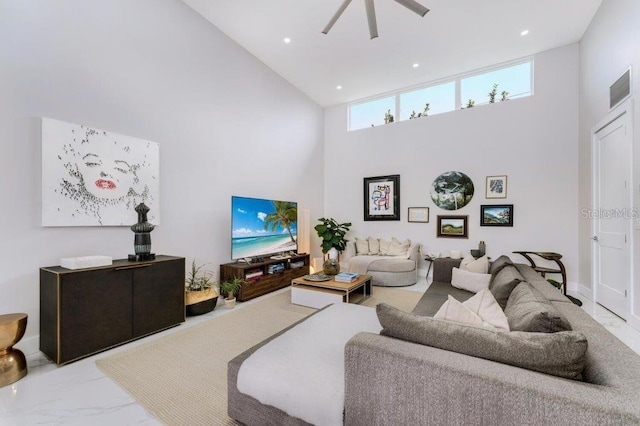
[451,267,492,293]
[355,237,369,255]
[460,254,489,273]
[434,290,508,331]
[412,281,474,317]
[377,303,587,380]
[513,264,572,304]
[490,255,515,276]
[462,289,509,331]
[489,265,524,309]
[504,282,572,333]
[388,238,411,257]
[434,295,488,329]
[367,258,416,273]
[367,237,380,255]
[379,238,392,255]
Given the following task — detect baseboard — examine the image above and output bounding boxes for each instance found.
[15,335,40,356]
[578,283,593,301]
[629,313,640,332]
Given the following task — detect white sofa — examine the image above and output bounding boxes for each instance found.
[341,238,420,287]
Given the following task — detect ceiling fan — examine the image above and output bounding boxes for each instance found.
[322,0,429,40]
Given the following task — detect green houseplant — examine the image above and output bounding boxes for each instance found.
[314,218,352,275]
[185,260,218,316]
[220,277,245,309]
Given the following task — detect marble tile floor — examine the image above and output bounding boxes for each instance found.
[1,278,639,425]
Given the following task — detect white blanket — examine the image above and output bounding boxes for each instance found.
[236,303,382,426]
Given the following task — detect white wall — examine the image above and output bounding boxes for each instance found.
[325,45,579,281]
[0,0,324,344]
[578,0,640,329]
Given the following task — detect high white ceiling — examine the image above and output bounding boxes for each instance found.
[182,0,602,107]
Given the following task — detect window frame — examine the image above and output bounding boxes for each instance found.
[347,57,534,131]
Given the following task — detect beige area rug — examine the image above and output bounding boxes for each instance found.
[96,287,422,425]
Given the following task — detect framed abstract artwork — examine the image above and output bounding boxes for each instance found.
[486,175,508,199]
[437,215,468,238]
[408,207,429,223]
[41,117,160,227]
[481,204,514,227]
[364,174,400,221]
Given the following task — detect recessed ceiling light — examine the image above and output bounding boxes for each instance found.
[520,30,529,36]
[283,37,291,44]
[336,85,342,90]
[413,63,420,68]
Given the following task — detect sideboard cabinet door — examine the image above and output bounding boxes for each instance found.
[133,258,185,337]
[59,268,133,363]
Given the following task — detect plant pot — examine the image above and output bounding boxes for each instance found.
[186,297,218,316]
[226,297,236,309]
[328,247,339,260]
[185,287,218,316]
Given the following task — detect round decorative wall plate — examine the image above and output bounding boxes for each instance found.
[430,171,474,210]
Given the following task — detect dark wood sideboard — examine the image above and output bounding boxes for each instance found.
[220,254,310,302]
[40,255,185,365]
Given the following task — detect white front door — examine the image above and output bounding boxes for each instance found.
[593,110,631,318]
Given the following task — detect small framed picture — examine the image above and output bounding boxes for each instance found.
[486,175,508,199]
[364,174,400,221]
[408,207,429,223]
[480,204,514,227]
[437,215,468,238]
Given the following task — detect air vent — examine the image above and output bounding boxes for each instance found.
[610,69,631,109]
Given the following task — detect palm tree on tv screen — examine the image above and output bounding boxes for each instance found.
[264,201,297,243]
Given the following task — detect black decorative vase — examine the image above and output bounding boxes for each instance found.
[128,203,156,261]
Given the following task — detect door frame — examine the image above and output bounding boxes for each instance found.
[590,98,634,315]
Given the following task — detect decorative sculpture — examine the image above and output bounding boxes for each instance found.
[128,203,155,261]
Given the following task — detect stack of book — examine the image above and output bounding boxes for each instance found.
[245,269,264,280]
[267,263,285,274]
[335,272,359,283]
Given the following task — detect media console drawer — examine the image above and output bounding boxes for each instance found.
[40,255,185,365]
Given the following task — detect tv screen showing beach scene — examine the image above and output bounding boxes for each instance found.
[231,196,298,260]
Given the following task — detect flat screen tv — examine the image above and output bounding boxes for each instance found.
[231,196,298,260]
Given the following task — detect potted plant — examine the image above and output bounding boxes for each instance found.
[185,260,218,316]
[314,217,352,275]
[220,277,245,309]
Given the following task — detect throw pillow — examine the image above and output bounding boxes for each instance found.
[434,295,491,329]
[451,267,492,293]
[489,255,515,276]
[504,282,572,333]
[367,237,380,255]
[463,289,510,331]
[355,237,369,255]
[377,303,587,380]
[388,238,411,257]
[379,238,392,255]
[460,254,490,274]
[489,265,524,309]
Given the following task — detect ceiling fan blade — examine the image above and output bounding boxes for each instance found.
[393,0,429,17]
[322,0,353,34]
[365,0,378,39]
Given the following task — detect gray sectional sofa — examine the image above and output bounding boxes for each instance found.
[228,256,640,425]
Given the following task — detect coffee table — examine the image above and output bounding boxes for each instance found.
[291,274,373,309]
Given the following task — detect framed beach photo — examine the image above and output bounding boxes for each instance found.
[486,175,508,199]
[408,207,429,223]
[437,215,468,238]
[364,174,400,221]
[481,204,514,227]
